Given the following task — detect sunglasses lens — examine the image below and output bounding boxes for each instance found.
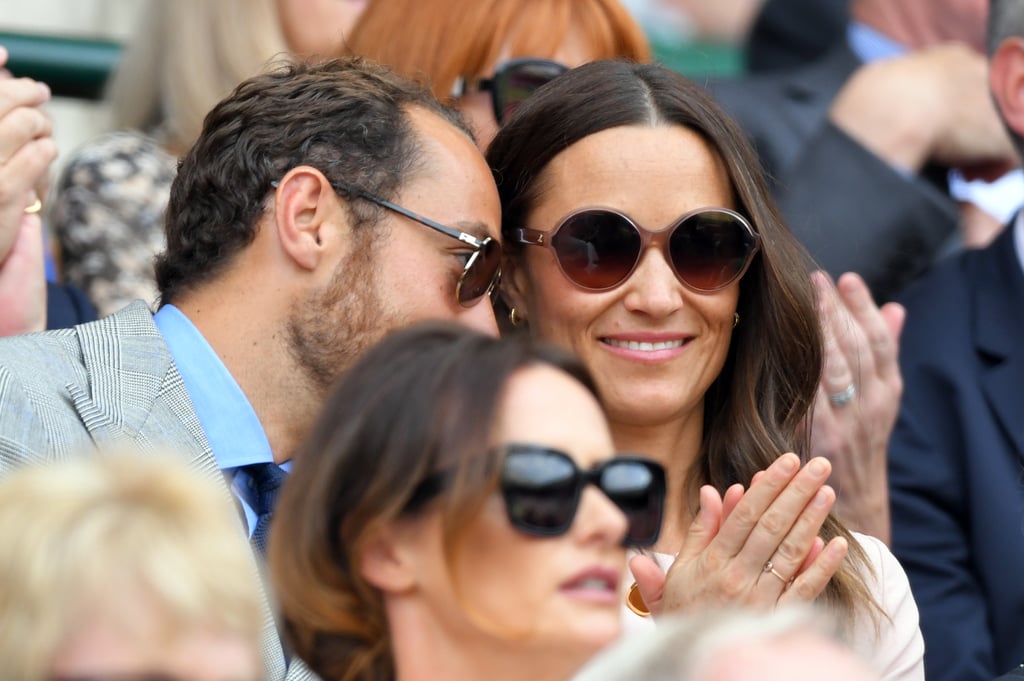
[552,211,642,290]
[669,210,758,292]
[501,448,579,536]
[494,60,568,124]
[458,238,502,307]
[600,460,666,547]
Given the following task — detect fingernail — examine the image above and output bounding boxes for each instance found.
[813,488,830,507]
[777,454,798,474]
[827,537,849,557]
[38,81,51,98]
[808,458,830,478]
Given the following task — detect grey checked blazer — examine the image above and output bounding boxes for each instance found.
[0,301,318,681]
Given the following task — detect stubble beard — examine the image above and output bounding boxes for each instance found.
[286,246,395,395]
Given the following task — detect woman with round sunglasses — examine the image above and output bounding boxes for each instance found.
[345,0,650,149]
[487,60,924,679]
[269,322,667,681]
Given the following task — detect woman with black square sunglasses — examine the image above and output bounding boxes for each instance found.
[270,323,666,681]
[345,0,651,149]
[488,60,924,679]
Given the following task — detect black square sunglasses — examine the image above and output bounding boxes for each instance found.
[406,443,666,547]
[452,58,569,125]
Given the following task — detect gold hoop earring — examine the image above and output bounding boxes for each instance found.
[733,313,740,328]
[509,307,522,327]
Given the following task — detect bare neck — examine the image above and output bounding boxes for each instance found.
[171,284,321,465]
[390,606,587,681]
[609,406,705,553]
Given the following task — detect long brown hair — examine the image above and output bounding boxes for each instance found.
[269,322,600,681]
[346,0,651,102]
[487,60,879,623]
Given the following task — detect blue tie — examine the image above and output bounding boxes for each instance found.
[241,462,287,556]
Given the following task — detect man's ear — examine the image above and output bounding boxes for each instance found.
[990,37,1024,149]
[358,522,420,595]
[273,165,337,272]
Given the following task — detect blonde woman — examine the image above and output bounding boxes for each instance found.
[50,0,367,316]
[0,452,264,681]
[573,606,879,681]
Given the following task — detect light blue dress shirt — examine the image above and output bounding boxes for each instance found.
[153,304,290,537]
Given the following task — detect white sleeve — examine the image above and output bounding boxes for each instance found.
[848,532,925,681]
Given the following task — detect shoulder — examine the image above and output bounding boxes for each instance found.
[897,252,973,322]
[0,303,163,401]
[848,532,925,681]
[0,304,171,468]
[897,228,1017,371]
[852,533,913,606]
[0,325,89,470]
[709,43,858,114]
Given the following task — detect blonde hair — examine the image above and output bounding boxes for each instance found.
[0,451,264,680]
[346,0,651,102]
[109,0,292,152]
[573,607,875,681]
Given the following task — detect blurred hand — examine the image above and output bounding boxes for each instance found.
[810,271,904,545]
[0,210,46,335]
[630,454,847,616]
[0,45,55,334]
[831,43,1018,174]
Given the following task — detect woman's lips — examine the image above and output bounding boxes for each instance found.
[600,334,692,362]
[559,566,622,605]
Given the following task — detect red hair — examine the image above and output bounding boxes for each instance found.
[346,0,651,101]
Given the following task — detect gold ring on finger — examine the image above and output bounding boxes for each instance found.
[763,560,791,585]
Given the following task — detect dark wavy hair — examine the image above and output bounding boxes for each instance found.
[268,322,599,681]
[155,56,471,306]
[487,59,878,623]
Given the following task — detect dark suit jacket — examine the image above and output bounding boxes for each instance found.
[709,42,959,302]
[995,666,1024,680]
[745,0,849,72]
[889,224,1024,681]
[46,281,96,330]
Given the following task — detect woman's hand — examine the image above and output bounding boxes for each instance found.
[0,45,55,336]
[810,271,904,545]
[630,454,848,615]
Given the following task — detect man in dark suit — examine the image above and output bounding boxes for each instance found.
[888,2,1024,679]
[711,0,1015,302]
[744,0,848,73]
[0,57,501,680]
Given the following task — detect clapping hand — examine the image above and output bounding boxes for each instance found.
[0,45,56,336]
[630,453,848,616]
